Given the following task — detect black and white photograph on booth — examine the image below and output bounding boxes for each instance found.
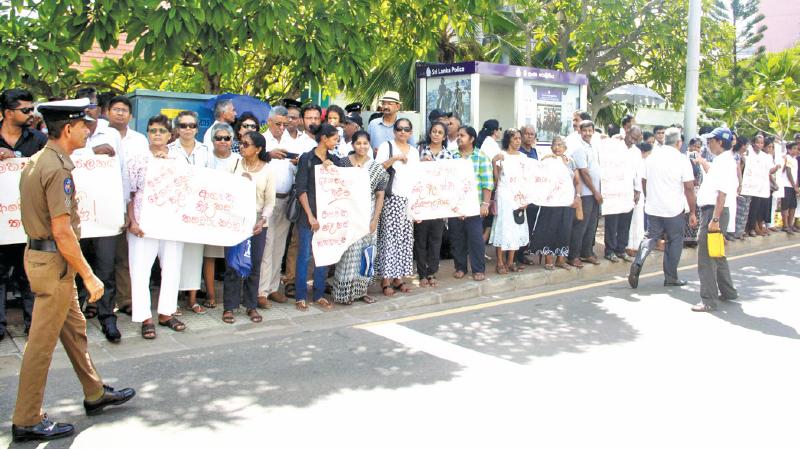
[426,76,472,125]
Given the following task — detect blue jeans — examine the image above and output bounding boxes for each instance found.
[295,223,329,301]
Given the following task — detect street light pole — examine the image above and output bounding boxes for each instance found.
[683,0,702,138]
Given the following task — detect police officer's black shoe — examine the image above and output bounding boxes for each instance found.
[12,415,74,442]
[84,385,136,416]
[100,316,122,343]
[0,327,6,341]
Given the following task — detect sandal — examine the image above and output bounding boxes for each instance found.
[544,263,556,271]
[509,263,525,272]
[473,272,486,281]
[257,296,272,310]
[358,295,376,304]
[118,305,133,316]
[419,277,430,288]
[315,298,333,311]
[203,298,217,309]
[453,270,465,279]
[295,300,309,311]
[246,308,263,323]
[567,258,584,268]
[382,284,395,297]
[190,303,207,315]
[391,282,411,293]
[222,310,236,324]
[428,276,438,287]
[84,305,98,319]
[158,317,186,331]
[285,283,296,299]
[496,265,509,274]
[141,323,156,339]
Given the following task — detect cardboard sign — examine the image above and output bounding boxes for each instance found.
[0,156,124,245]
[740,150,770,198]
[311,165,371,266]
[407,159,480,220]
[599,140,635,215]
[138,159,256,246]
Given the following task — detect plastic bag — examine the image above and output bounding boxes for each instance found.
[360,244,376,278]
[225,238,252,278]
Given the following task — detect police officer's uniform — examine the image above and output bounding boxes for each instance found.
[12,99,134,442]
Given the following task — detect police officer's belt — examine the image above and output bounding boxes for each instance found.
[28,239,58,252]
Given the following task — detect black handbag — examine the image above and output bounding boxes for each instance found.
[286,154,314,223]
[384,141,396,198]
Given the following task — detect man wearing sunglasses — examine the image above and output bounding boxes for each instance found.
[70,87,127,343]
[1,88,48,342]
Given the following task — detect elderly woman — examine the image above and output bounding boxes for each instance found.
[233,111,260,154]
[222,131,275,324]
[127,115,185,339]
[375,118,420,296]
[529,136,582,270]
[202,122,241,309]
[332,130,388,304]
[167,110,210,315]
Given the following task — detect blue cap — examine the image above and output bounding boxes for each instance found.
[702,127,733,147]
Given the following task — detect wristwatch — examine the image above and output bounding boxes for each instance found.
[711,217,720,223]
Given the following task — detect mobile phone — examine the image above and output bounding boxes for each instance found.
[285,152,300,159]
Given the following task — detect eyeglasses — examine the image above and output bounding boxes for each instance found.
[288,115,300,120]
[273,122,288,128]
[110,107,129,114]
[242,123,258,130]
[147,127,169,134]
[395,126,412,133]
[12,107,35,114]
[240,141,253,148]
[177,123,198,129]
[214,135,232,142]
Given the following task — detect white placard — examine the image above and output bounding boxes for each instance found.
[138,159,256,246]
[599,140,635,215]
[740,150,770,198]
[407,159,480,220]
[525,157,576,207]
[311,165,371,266]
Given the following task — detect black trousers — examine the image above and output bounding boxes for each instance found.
[604,210,633,257]
[448,215,486,274]
[414,219,445,279]
[0,244,35,330]
[569,196,600,259]
[223,229,267,311]
[77,235,118,319]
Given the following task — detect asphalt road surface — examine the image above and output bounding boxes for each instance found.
[1,243,799,449]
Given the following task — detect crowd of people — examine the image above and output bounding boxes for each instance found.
[2,87,799,343]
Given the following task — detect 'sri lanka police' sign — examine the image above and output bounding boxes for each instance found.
[416,61,589,86]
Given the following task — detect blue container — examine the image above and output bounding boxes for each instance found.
[127,89,216,137]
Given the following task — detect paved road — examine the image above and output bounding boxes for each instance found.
[1,244,799,449]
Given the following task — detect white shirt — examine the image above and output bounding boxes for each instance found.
[626,142,644,193]
[565,130,601,157]
[263,130,296,195]
[73,119,129,207]
[480,137,501,160]
[643,145,694,217]
[281,130,317,155]
[446,137,458,151]
[167,139,210,168]
[780,155,797,188]
[697,150,738,207]
[375,140,421,198]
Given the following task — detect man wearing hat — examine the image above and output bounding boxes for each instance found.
[692,127,739,312]
[367,90,416,149]
[11,99,135,442]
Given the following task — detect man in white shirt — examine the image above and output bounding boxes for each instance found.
[202,99,236,150]
[568,120,603,267]
[693,127,739,312]
[106,95,149,318]
[446,114,461,151]
[629,127,697,289]
[652,125,666,151]
[780,142,799,233]
[72,88,126,342]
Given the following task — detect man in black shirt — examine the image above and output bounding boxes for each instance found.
[1,88,48,340]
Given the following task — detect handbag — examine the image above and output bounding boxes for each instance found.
[384,142,396,197]
[707,231,725,258]
[513,208,525,225]
[224,238,252,278]
[286,154,315,223]
[360,244,376,277]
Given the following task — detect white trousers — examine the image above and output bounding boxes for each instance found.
[128,232,184,323]
[178,242,204,291]
[259,197,291,297]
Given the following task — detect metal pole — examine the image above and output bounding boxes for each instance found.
[683,0,702,138]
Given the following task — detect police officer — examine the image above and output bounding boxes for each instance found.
[11,99,135,443]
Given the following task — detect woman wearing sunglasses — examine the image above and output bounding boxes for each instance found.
[202,123,242,309]
[127,115,186,339]
[232,112,260,154]
[375,118,419,296]
[168,111,210,315]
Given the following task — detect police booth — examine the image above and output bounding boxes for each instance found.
[416,61,589,145]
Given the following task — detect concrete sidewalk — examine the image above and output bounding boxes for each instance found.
[1,231,797,375]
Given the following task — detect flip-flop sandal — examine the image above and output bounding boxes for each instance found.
[246,309,263,323]
[510,264,525,272]
[190,303,207,315]
[428,276,438,287]
[453,271,465,279]
[141,323,156,339]
[315,298,334,311]
[496,265,508,274]
[358,295,376,304]
[473,273,486,281]
[419,278,430,288]
[391,282,411,293]
[203,298,217,309]
[382,285,395,297]
[295,300,309,311]
[222,310,236,324]
[158,317,186,331]
[544,264,556,271]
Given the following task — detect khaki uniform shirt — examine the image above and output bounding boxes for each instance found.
[19,143,80,240]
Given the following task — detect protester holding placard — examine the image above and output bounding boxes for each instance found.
[375,118,419,296]
[202,123,241,309]
[602,126,642,263]
[745,133,772,236]
[168,110,211,315]
[489,129,529,274]
[222,131,275,324]
[294,123,345,311]
[529,136,582,270]
[332,131,388,304]
[127,115,185,339]
[450,126,494,281]
[415,122,455,288]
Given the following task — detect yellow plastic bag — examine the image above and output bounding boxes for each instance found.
[708,232,725,258]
